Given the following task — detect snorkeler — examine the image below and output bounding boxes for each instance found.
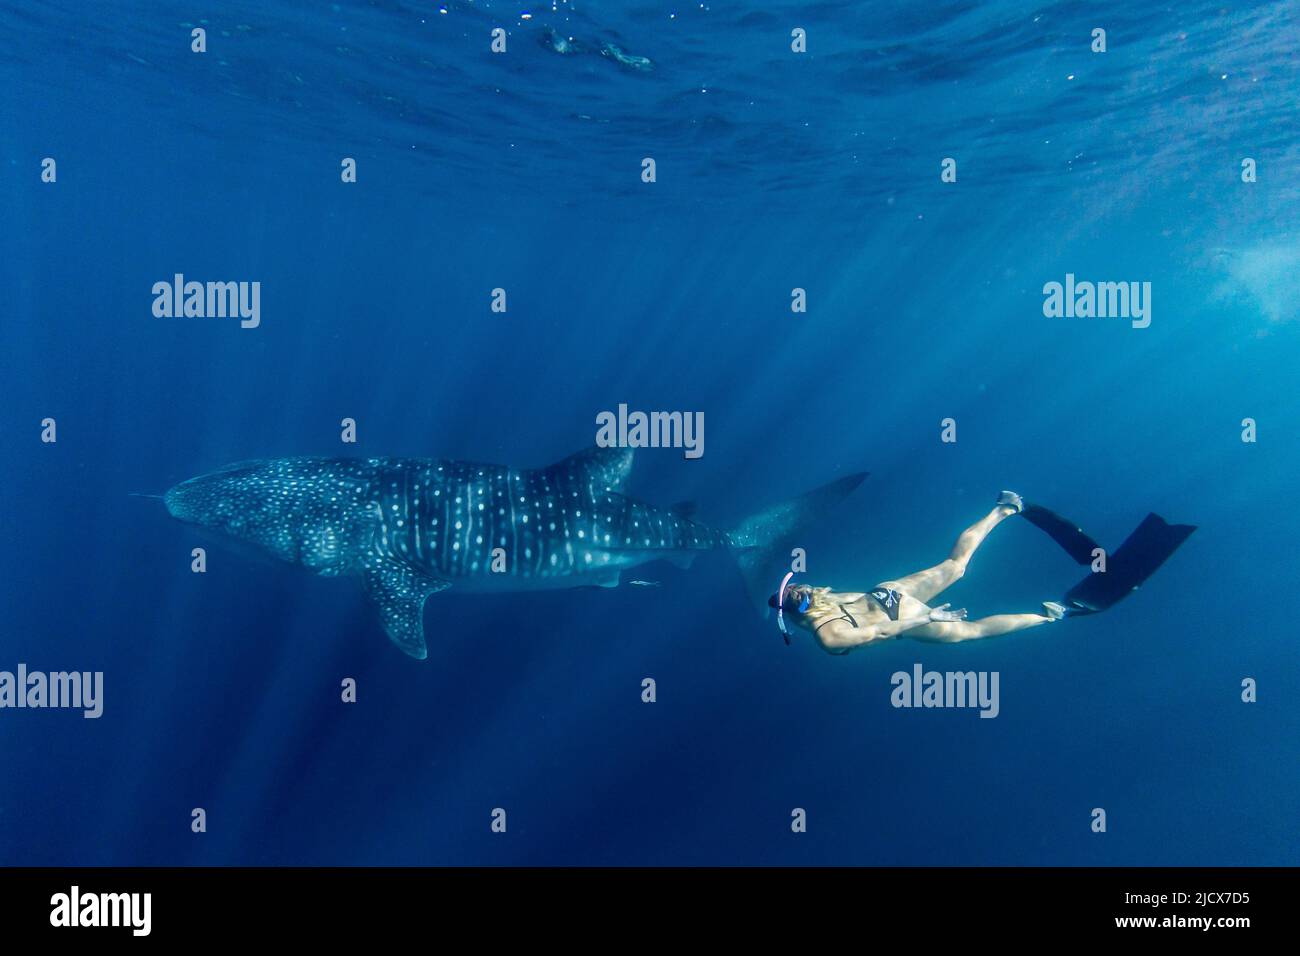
[771,492,1194,654]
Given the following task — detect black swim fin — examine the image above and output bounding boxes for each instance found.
[1060,513,1195,615]
[1022,504,1103,565]
[1022,504,1195,614]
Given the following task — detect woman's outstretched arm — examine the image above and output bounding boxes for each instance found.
[816,604,966,652]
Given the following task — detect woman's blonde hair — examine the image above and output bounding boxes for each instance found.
[793,585,837,623]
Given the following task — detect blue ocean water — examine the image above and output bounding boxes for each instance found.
[1,1,1297,866]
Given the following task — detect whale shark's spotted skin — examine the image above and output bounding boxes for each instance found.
[377,458,722,585]
[165,447,728,659]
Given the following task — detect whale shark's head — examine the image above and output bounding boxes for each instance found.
[164,458,377,572]
[165,461,281,543]
[164,460,317,565]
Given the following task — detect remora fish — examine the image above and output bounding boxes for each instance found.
[163,447,864,660]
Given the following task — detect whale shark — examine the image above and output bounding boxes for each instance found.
[163,447,865,660]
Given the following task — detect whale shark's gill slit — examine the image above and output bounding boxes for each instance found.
[411,466,421,561]
[506,468,518,577]
[463,468,474,575]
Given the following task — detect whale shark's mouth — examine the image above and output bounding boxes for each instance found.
[161,485,192,522]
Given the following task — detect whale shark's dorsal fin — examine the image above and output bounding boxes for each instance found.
[545,446,634,491]
[362,559,449,660]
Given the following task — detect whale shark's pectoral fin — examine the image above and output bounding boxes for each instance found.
[362,561,449,660]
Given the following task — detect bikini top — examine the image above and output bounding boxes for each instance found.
[813,603,859,635]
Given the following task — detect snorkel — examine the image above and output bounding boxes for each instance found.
[776,572,810,645]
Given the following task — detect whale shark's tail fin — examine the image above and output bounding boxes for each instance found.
[728,472,867,614]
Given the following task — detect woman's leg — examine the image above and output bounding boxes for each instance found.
[908,612,1052,644]
[884,498,1019,603]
